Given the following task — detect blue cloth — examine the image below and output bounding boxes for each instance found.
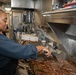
[0,34,38,68]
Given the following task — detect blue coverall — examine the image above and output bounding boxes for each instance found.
[0,34,38,75]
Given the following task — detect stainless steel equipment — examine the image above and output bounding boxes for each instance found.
[47,23,76,63]
[24,10,34,23]
[11,0,34,9]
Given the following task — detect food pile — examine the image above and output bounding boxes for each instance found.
[30,59,76,75]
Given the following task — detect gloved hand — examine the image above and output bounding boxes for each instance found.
[42,48,51,57]
[36,46,51,57]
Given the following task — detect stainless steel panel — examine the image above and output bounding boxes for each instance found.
[11,0,34,9]
[66,24,76,36]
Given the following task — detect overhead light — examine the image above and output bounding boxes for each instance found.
[43,14,51,17]
[5,8,11,11]
[5,4,11,11]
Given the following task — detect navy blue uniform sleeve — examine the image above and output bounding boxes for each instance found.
[0,35,38,59]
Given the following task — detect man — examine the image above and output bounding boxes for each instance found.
[0,9,51,75]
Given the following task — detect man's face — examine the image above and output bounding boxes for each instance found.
[0,12,8,32]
